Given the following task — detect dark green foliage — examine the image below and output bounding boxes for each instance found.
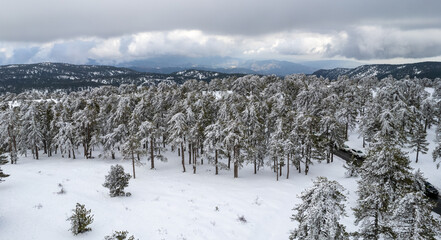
[104,230,137,240]
[343,160,359,178]
[0,150,9,182]
[67,203,94,235]
[103,164,131,197]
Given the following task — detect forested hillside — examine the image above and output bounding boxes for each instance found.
[0,63,244,93]
[1,73,441,238]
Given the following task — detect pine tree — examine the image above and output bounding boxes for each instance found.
[67,203,94,235]
[290,177,349,240]
[167,112,188,173]
[103,165,131,197]
[390,191,441,239]
[388,170,441,239]
[409,124,429,163]
[343,160,359,178]
[353,145,413,239]
[21,102,43,159]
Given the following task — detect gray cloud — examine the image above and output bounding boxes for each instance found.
[1,0,441,42]
[1,0,441,62]
[324,27,441,60]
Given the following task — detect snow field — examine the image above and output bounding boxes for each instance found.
[0,128,440,240]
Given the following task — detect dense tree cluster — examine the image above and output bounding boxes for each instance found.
[0,73,440,238]
[0,74,440,180]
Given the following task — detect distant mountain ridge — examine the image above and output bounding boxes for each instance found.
[0,62,245,93]
[114,57,361,75]
[313,61,441,80]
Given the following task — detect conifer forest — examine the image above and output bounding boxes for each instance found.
[1,74,441,239]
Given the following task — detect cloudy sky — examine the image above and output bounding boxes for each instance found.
[1,0,441,65]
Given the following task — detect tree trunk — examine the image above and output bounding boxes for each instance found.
[254,158,257,174]
[193,146,196,174]
[286,154,290,179]
[233,146,239,178]
[84,143,88,159]
[132,151,136,179]
[178,147,180,156]
[72,148,76,159]
[415,145,420,163]
[279,161,282,177]
[345,122,349,140]
[327,145,330,164]
[215,149,218,175]
[35,145,39,160]
[150,137,154,169]
[43,140,47,154]
[188,143,192,164]
[181,142,186,172]
[273,158,277,173]
[111,151,115,160]
[228,152,231,169]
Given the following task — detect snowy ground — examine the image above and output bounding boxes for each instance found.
[0,129,440,240]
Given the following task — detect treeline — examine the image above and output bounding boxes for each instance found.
[1,74,441,179]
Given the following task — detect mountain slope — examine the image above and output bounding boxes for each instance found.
[0,63,245,93]
[313,62,441,80]
[117,57,317,76]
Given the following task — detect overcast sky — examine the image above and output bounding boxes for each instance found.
[1,0,441,65]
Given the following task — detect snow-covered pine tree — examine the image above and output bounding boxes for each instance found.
[343,160,359,178]
[353,144,414,239]
[168,111,188,172]
[67,203,94,235]
[121,107,142,178]
[204,119,225,175]
[320,93,345,164]
[409,123,429,163]
[21,102,43,159]
[388,169,441,239]
[0,104,20,163]
[244,94,267,175]
[222,93,247,178]
[432,122,441,169]
[290,177,349,240]
[269,118,286,181]
[420,98,435,131]
[103,164,131,197]
[73,98,100,159]
[390,192,441,239]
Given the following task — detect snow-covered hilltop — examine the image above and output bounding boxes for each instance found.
[313,61,441,80]
[0,63,245,93]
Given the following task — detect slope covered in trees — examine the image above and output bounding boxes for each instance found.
[1,74,440,180]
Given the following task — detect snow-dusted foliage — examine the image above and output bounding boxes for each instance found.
[290,177,349,240]
[0,151,9,182]
[343,160,359,178]
[390,192,441,239]
[103,164,131,197]
[67,203,94,235]
[353,144,414,239]
[0,73,439,179]
[104,230,137,240]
